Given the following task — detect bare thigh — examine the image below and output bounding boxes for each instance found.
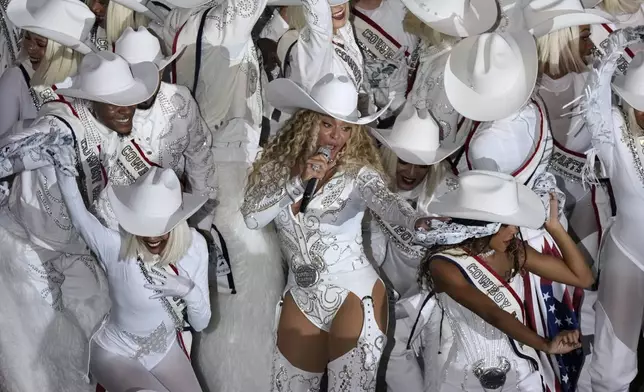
[276,291,329,372]
[328,279,388,360]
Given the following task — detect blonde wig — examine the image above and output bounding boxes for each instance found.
[26,38,81,86]
[402,11,458,47]
[246,109,386,192]
[379,146,450,215]
[537,26,587,77]
[119,221,193,266]
[106,1,149,44]
[602,0,643,15]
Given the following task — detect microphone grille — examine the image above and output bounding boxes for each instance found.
[318,146,332,161]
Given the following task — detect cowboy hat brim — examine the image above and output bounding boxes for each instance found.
[158,45,185,70]
[400,0,498,37]
[371,126,466,165]
[107,186,208,237]
[56,61,159,106]
[613,77,644,112]
[528,9,614,37]
[428,183,546,229]
[267,78,391,125]
[444,30,538,122]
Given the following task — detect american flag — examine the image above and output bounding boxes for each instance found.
[524,239,585,392]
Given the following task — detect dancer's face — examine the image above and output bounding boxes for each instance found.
[23,32,47,71]
[94,102,137,135]
[138,233,170,255]
[489,225,519,253]
[89,0,109,27]
[634,109,644,130]
[578,25,593,61]
[316,115,352,161]
[395,158,430,191]
[331,3,349,31]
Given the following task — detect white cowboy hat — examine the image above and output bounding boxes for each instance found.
[525,0,614,38]
[613,52,644,111]
[267,74,392,125]
[581,0,603,8]
[107,167,208,237]
[115,26,184,70]
[7,0,96,54]
[444,30,538,122]
[110,0,172,21]
[56,51,159,106]
[399,0,498,37]
[371,103,466,165]
[428,170,546,229]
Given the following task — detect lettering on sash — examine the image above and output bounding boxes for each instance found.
[465,263,512,310]
[352,9,403,61]
[375,217,424,259]
[548,142,586,183]
[334,43,363,87]
[116,140,155,183]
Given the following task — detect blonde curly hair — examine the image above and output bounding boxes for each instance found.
[246,110,386,191]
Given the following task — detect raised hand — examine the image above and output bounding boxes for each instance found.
[144,266,195,299]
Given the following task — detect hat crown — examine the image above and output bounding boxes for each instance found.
[115,27,163,65]
[465,33,521,97]
[456,171,521,217]
[8,0,95,45]
[389,105,440,151]
[116,167,183,219]
[310,74,358,118]
[77,52,139,98]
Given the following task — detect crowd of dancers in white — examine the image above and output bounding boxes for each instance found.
[1,0,644,390]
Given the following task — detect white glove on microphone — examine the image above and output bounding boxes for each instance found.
[145,266,195,299]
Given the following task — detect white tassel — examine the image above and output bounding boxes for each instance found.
[582,147,600,189]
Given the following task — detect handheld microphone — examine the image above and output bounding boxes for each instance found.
[300,146,332,213]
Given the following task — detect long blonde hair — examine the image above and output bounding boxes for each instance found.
[602,0,643,15]
[27,39,81,86]
[119,221,193,266]
[246,110,385,191]
[379,146,450,214]
[537,26,587,77]
[106,1,149,44]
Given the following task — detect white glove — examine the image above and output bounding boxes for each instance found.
[144,266,195,299]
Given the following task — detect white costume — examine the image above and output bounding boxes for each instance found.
[56,168,209,392]
[165,2,285,391]
[583,27,644,392]
[242,164,421,391]
[0,0,19,75]
[0,62,36,136]
[368,170,455,392]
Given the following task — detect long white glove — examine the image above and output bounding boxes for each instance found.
[144,266,195,299]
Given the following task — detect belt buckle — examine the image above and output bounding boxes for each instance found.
[472,357,511,390]
[294,265,320,288]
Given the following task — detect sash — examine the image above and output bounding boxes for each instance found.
[591,23,636,75]
[374,216,425,260]
[114,139,157,183]
[30,84,59,111]
[439,253,543,373]
[165,264,193,358]
[352,8,406,61]
[549,140,586,184]
[333,41,363,88]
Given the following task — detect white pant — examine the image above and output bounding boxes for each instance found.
[590,233,643,392]
[384,318,423,392]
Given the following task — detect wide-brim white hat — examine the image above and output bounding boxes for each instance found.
[107,169,208,237]
[267,75,391,125]
[613,52,644,111]
[56,51,159,106]
[371,104,466,165]
[444,30,538,122]
[7,0,97,54]
[428,170,546,229]
[525,0,614,38]
[115,26,185,70]
[400,0,498,37]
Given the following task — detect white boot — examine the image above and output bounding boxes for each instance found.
[271,348,323,392]
[327,297,386,392]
